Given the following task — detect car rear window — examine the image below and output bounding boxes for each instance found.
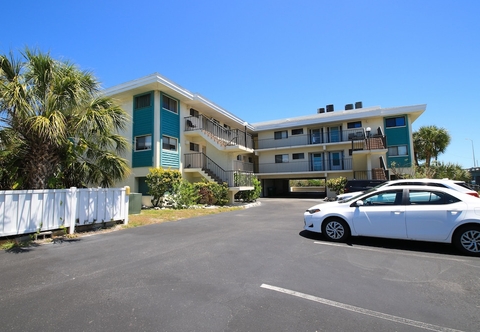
[454,182,472,189]
[408,190,460,205]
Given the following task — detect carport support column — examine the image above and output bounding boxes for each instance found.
[366,158,372,180]
[228,190,237,205]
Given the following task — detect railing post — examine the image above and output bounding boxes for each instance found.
[67,187,77,235]
[123,186,129,225]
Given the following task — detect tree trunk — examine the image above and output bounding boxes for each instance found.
[23,143,61,189]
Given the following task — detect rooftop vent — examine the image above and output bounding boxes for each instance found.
[345,104,354,110]
[326,104,334,112]
[355,101,363,109]
[317,108,325,114]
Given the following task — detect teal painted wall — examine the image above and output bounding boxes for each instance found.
[160,93,180,168]
[132,91,154,168]
[384,115,412,168]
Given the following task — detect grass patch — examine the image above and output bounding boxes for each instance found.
[126,206,243,228]
[0,239,32,250]
[0,205,245,250]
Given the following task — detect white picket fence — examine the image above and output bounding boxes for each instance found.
[0,187,130,237]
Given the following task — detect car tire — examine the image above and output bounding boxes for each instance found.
[453,224,480,256]
[322,218,350,242]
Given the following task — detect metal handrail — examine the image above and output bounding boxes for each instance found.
[184,115,253,149]
[184,153,253,186]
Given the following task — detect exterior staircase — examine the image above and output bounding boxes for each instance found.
[372,168,387,180]
[365,137,385,150]
[202,168,224,184]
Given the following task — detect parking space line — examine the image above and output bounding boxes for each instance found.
[260,283,464,332]
[313,241,472,263]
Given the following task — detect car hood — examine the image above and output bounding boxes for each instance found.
[306,200,349,211]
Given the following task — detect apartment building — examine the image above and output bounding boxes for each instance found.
[252,103,426,197]
[103,73,255,205]
[104,73,426,202]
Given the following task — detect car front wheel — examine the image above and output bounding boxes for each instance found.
[453,225,480,256]
[322,218,350,242]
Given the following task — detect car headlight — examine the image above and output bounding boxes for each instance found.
[306,208,321,214]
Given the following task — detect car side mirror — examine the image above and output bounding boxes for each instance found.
[352,200,364,207]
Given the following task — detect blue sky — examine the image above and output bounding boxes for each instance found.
[3,0,479,168]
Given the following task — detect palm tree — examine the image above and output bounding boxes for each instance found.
[413,125,451,167]
[0,48,130,189]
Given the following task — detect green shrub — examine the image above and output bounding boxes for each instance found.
[326,176,348,195]
[173,179,200,209]
[146,168,182,207]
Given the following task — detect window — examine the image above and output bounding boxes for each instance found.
[190,142,199,152]
[347,121,362,129]
[274,130,288,140]
[386,116,406,128]
[135,135,152,151]
[190,108,199,117]
[292,128,303,135]
[134,94,151,109]
[292,153,305,160]
[162,95,178,114]
[162,135,177,151]
[408,190,460,205]
[329,126,341,142]
[363,190,403,206]
[275,154,289,163]
[388,145,408,156]
[310,129,321,144]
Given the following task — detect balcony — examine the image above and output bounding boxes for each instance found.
[185,115,254,150]
[255,128,385,150]
[257,158,353,174]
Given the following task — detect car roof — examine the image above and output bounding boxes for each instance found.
[382,179,475,192]
[360,184,475,198]
[386,178,463,184]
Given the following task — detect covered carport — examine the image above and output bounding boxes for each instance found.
[260,176,326,198]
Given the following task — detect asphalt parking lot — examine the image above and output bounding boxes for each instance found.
[0,198,479,332]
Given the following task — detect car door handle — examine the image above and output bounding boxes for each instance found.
[448,210,459,215]
[393,211,403,214]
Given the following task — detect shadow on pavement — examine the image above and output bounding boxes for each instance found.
[299,230,466,257]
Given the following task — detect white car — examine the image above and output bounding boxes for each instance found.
[336,178,479,201]
[305,185,480,256]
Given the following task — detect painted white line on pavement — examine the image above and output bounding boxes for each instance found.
[260,283,464,332]
[313,241,471,263]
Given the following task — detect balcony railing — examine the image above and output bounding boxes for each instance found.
[257,158,353,173]
[184,153,253,187]
[233,160,254,172]
[185,115,254,149]
[256,128,370,149]
[255,128,387,150]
